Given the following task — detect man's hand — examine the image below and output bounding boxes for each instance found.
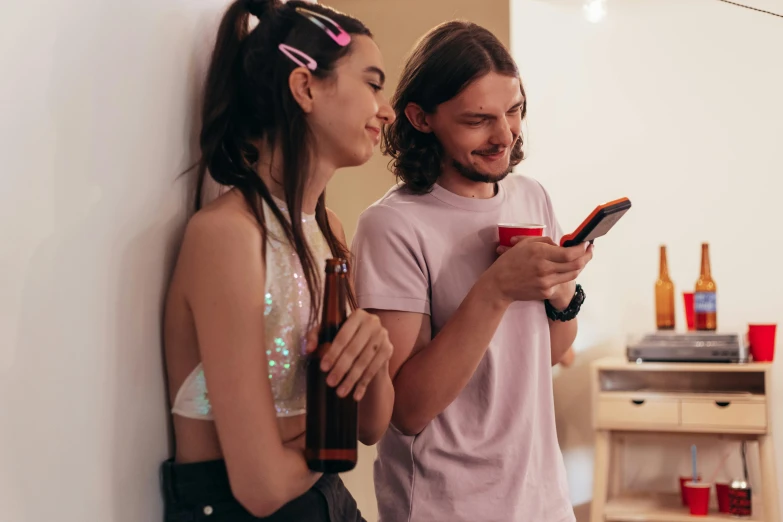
[491,236,593,304]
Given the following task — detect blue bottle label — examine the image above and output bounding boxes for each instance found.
[694,292,717,313]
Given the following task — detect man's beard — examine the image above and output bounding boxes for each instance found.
[452,153,512,184]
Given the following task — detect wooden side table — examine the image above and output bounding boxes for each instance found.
[590,358,779,521]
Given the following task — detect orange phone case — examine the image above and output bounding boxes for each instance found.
[559,197,632,247]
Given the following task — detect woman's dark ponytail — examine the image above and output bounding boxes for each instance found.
[193,0,369,321]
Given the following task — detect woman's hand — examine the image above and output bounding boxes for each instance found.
[315,310,394,401]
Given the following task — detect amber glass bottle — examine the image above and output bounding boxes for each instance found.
[655,245,675,330]
[694,243,717,331]
[305,259,358,472]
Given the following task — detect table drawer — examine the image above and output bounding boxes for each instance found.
[596,397,679,428]
[681,399,766,430]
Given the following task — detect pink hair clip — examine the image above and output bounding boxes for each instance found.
[278,43,317,70]
[295,7,351,47]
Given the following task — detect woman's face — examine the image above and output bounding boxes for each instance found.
[306,35,395,169]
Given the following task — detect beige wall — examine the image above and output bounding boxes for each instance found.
[325,1,510,520]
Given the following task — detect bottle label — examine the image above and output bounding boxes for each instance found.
[694,292,717,313]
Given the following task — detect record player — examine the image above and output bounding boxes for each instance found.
[626,331,748,363]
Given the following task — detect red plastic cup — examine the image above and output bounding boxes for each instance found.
[683,293,695,331]
[748,324,776,362]
[685,481,711,516]
[680,475,701,505]
[716,483,731,513]
[498,223,545,247]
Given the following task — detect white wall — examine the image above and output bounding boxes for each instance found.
[511,0,783,518]
[0,1,225,520]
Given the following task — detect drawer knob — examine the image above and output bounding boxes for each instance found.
[631,399,645,406]
[715,401,731,408]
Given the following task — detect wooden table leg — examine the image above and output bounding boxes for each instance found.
[591,430,611,522]
[610,435,624,497]
[758,434,780,521]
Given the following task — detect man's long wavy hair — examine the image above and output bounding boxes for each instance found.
[381,21,527,194]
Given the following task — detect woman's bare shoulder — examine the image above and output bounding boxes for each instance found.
[177,190,265,284]
[189,189,262,241]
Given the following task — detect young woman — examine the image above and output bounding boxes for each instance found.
[161,1,395,520]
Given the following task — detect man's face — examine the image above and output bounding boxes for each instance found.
[426,72,524,183]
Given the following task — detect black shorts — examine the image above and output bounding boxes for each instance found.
[160,459,366,522]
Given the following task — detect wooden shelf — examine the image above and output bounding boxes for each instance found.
[605,493,762,521]
[594,358,771,372]
[590,358,779,522]
[598,391,765,402]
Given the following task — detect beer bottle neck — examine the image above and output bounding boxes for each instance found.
[700,244,711,278]
[659,246,669,278]
[320,271,347,343]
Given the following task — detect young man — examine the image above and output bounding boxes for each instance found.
[351,21,593,522]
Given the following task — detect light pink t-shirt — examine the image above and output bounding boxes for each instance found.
[351,174,575,522]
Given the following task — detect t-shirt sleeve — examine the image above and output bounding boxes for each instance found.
[351,204,430,315]
[535,180,564,246]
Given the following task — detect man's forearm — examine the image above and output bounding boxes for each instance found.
[358,367,394,444]
[547,281,578,365]
[549,319,577,366]
[392,275,510,435]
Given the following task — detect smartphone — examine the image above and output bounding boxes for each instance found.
[559,197,632,248]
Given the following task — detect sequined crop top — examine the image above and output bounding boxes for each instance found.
[171,196,333,420]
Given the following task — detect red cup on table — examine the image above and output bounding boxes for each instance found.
[680,475,701,505]
[716,483,731,513]
[685,481,711,516]
[498,223,545,247]
[683,292,695,331]
[748,323,777,362]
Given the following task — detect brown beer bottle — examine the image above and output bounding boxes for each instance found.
[305,258,358,473]
[694,243,717,331]
[655,245,675,330]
